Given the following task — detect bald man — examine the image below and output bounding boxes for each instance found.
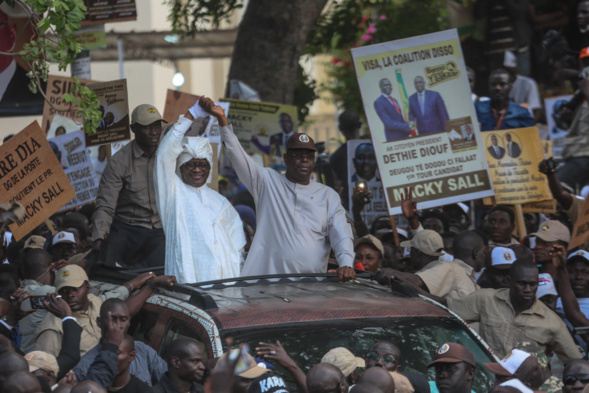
[2,370,42,393]
[358,367,395,393]
[0,352,29,385]
[350,383,385,393]
[307,363,349,393]
[71,380,107,393]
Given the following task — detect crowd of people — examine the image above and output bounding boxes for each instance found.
[4,2,589,392]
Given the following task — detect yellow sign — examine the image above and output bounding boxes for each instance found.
[569,197,589,250]
[484,127,551,205]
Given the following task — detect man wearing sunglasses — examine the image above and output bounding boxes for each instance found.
[154,100,246,284]
[563,360,589,393]
[208,98,355,282]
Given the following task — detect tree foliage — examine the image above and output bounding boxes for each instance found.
[166,0,243,35]
[305,0,449,118]
[0,0,101,134]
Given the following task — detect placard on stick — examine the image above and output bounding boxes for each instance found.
[569,197,589,250]
[42,75,95,133]
[86,79,130,147]
[1,122,76,240]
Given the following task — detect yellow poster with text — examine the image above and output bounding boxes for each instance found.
[484,127,551,205]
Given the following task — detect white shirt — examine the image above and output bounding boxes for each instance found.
[0,60,16,102]
[155,115,245,284]
[510,75,541,111]
[222,125,355,275]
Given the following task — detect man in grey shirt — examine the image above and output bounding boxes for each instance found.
[198,97,355,281]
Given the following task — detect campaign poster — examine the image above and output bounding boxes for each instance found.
[545,95,572,160]
[1,122,76,240]
[484,127,552,205]
[0,6,45,117]
[82,0,137,26]
[347,140,388,228]
[220,98,298,167]
[49,131,98,212]
[42,75,95,133]
[351,29,494,215]
[86,79,130,147]
[569,197,589,250]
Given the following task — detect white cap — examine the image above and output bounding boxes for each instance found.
[491,247,517,267]
[500,350,531,374]
[397,228,409,239]
[500,378,534,393]
[503,51,517,68]
[537,273,558,298]
[568,250,589,263]
[52,231,76,246]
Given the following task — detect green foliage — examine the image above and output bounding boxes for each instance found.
[0,0,102,134]
[166,0,243,36]
[304,0,449,118]
[294,60,319,124]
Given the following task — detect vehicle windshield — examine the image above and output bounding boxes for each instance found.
[232,317,495,393]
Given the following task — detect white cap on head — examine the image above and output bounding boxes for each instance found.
[537,273,558,298]
[176,137,213,185]
[491,247,517,267]
[52,231,76,246]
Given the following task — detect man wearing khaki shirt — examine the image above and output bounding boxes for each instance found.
[92,104,167,267]
[448,259,582,362]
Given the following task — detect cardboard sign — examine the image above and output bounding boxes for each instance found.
[484,127,552,205]
[347,140,388,227]
[49,131,98,212]
[545,95,573,160]
[42,75,95,133]
[569,197,589,250]
[350,29,494,214]
[82,1,137,26]
[1,122,76,240]
[163,90,200,124]
[86,79,130,146]
[220,98,298,166]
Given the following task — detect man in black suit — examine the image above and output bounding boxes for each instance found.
[506,133,521,158]
[0,9,46,117]
[487,134,505,159]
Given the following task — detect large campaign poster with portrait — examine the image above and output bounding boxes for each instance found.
[545,95,573,160]
[220,98,298,167]
[347,140,388,228]
[351,29,494,215]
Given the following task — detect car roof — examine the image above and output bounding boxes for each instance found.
[90,269,454,331]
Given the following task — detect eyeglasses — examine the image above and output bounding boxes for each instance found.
[183,162,210,170]
[288,151,315,159]
[564,375,589,385]
[366,352,396,364]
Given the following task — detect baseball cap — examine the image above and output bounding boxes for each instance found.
[24,235,46,249]
[537,273,558,298]
[286,133,316,151]
[389,372,414,393]
[52,231,76,246]
[25,351,59,375]
[580,47,589,59]
[568,250,589,263]
[491,247,517,269]
[216,350,270,380]
[247,374,290,393]
[483,349,530,376]
[131,104,167,126]
[500,378,534,393]
[321,347,365,377]
[54,265,88,292]
[354,235,384,256]
[400,230,444,257]
[427,343,475,368]
[529,220,570,243]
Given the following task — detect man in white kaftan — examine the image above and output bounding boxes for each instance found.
[154,106,245,284]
